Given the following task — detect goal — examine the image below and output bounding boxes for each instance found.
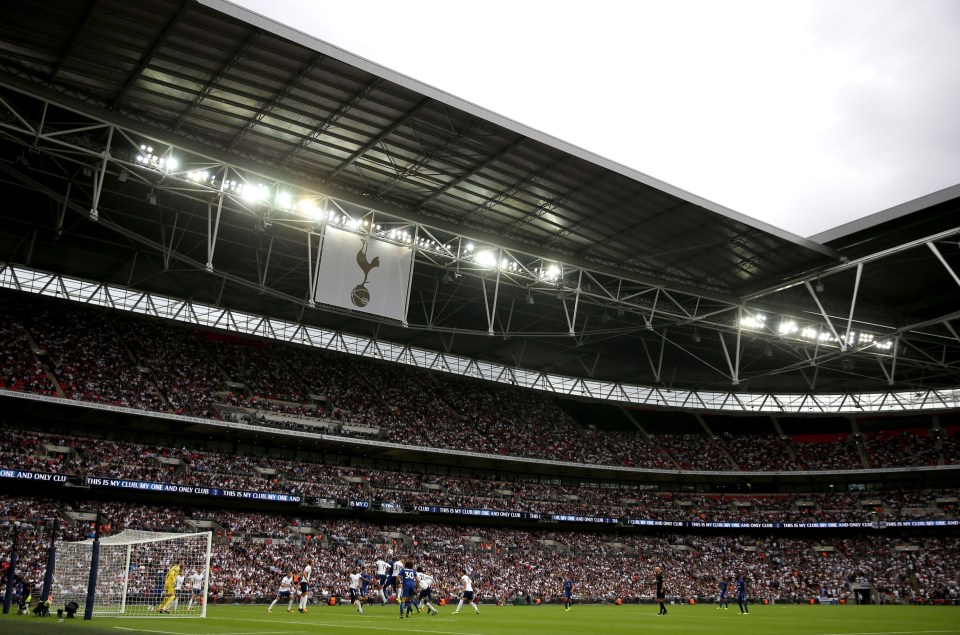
[53,529,212,618]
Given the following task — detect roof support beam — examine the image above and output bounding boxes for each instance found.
[842,262,864,351]
[376,117,480,198]
[89,124,114,221]
[744,226,960,301]
[804,280,844,346]
[112,0,192,110]
[48,0,102,85]
[506,172,597,238]
[459,156,569,223]
[281,76,382,170]
[480,256,502,336]
[927,240,960,290]
[876,354,894,386]
[206,196,223,272]
[562,270,584,337]
[944,320,960,345]
[257,234,274,290]
[125,250,138,289]
[173,32,260,134]
[55,181,71,237]
[640,337,661,384]
[718,327,739,386]
[305,231,319,306]
[228,54,324,152]
[329,98,430,180]
[161,211,179,272]
[419,137,524,209]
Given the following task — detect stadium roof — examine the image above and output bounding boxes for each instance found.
[0,0,958,400]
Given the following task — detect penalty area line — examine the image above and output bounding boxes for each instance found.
[820,631,960,635]
[220,616,486,635]
[114,629,305,635]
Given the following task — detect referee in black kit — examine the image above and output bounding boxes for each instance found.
[655,565,667,615]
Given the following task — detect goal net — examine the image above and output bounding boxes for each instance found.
[53,529,212,618]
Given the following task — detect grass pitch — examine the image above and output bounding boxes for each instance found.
[2,603,958,635]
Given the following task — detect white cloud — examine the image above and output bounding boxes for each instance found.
[233,0,960,238]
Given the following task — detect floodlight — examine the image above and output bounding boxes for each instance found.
[779,320,798,335]
[740,314,766,330]
[243,184,269,203]
[476,251,497,267]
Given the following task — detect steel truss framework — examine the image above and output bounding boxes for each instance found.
[0,85,959,400]
[2,262,958,415]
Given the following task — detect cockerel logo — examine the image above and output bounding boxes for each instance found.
[351,239,380,308]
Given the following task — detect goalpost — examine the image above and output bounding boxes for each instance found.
[53,529,212,618]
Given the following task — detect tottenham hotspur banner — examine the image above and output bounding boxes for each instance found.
[314,226,414,323]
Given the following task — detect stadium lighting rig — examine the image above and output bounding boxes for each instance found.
[1,84,952,400]
[126,139,903,358]
[137,145,577,291]
[134,144,177,172]
[739,312,895,353]
[456,243,564,285]
[117,140,908,367]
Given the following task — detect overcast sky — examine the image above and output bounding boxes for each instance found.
[233,0,960,239]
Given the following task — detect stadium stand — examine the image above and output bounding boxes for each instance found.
[1,291,956,471]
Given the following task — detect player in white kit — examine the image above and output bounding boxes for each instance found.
[453,569,480,614]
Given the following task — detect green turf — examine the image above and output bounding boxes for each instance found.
[2,603,958,635]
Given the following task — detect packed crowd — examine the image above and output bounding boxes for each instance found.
[2,427,955,524]
[0,319,55,396]
[721,433,799,472]
[862,430,942,468]
[0,293,955,472]
[2,496,957,605]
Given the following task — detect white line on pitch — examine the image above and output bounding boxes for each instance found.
[819,631,960,635]
[220,616,486,635]
[114,628,306,635]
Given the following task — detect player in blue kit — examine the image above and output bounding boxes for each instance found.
[736,573,749,614]
[562,576,574,611]
[718,576,730,609]
[361,569,373,603]
[398,560,418,619]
